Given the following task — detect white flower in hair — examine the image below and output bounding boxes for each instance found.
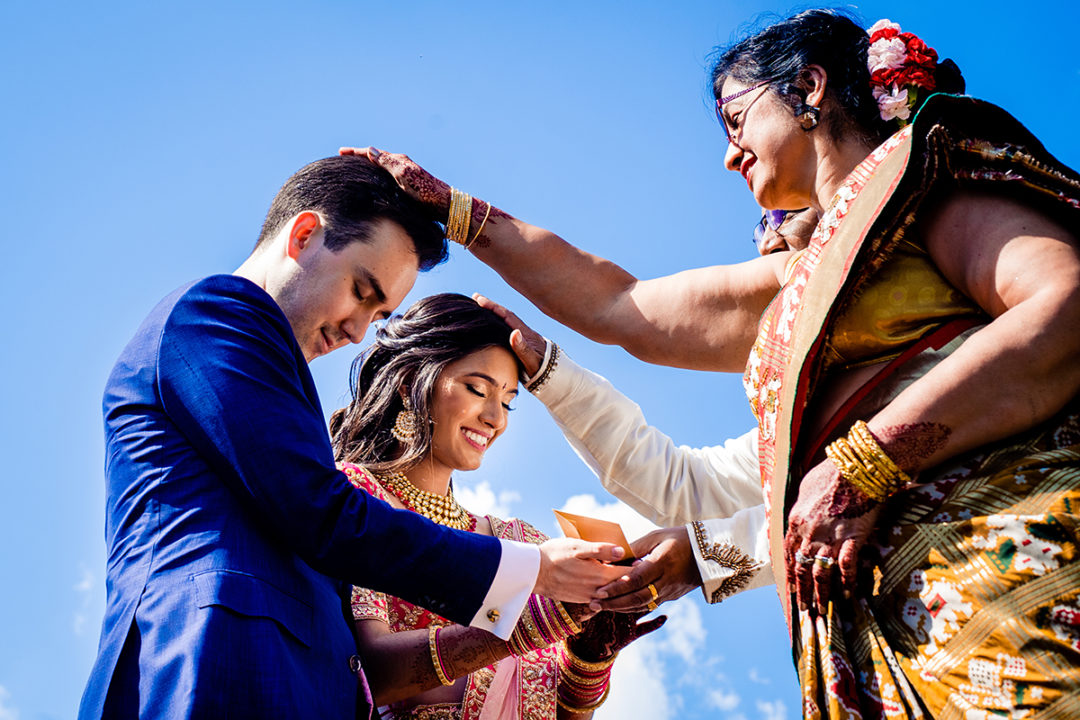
[868,36,907,73]
[868,18,901,34]
[873,86,912,122]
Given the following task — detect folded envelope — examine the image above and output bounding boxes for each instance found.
[553,509,635,562]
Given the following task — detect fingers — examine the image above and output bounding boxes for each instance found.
[811,551,835,615]
[794,545,815,612]
[634,615,667,639]
[573,541,625,564]
[838,539,859,598]
[509,330,544,377]
[594,561,663,612]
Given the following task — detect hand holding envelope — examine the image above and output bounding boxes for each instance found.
[553,510,636,566]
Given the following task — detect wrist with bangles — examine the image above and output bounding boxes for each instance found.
[505,595,582,657]
[427,624,454,686]
[557,643,617,713]
[446,187,491,250]
[825,420,912,502]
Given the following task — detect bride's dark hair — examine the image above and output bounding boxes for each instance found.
[330,293,519,472]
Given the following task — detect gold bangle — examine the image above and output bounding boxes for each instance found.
[521,603,546,648]
[556,684,612,713]
[825,421,911,502]
[428,625,453,686]
[562,644,618,673]
[446,187,473,246]
[850,421,911,485]
[465,200,492,249]
[554,601,582,635]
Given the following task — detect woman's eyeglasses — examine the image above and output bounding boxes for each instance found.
[715,79,772,145]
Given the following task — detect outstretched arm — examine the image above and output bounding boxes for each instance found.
[479,297,774,610]
[344,147,787,371]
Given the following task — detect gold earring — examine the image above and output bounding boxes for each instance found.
[391,396,419,443]
[797,105,820,131]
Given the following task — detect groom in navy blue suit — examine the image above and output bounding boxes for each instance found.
[79,156,622,719]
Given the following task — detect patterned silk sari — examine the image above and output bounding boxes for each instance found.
[744,95,1080,719]
[342,464,559,720]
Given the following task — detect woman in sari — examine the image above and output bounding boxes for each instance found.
[347,11,1080,716]
[330,293,663,720]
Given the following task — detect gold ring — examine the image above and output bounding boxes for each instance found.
[646,600,658,612]
[648,583,659,601]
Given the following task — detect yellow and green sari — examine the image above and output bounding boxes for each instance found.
[745,95,1080,719]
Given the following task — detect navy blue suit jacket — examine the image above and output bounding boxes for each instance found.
[79,276,502,719]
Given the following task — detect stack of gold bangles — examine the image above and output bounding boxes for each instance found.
[446,187,491,249]
[556,646,616,713]
[824,420,911,502]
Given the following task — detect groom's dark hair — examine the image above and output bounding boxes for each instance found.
[255,155,448,271]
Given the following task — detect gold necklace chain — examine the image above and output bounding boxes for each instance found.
[377,471,475,531]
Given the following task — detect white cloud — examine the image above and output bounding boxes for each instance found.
[73,564,95,636]
[595,637,673,720]
[757,698,788,720]
[748,667,771,684]
[557,494,660,544]
[652,598,705,665]
[707,688,741,711]
[455,481,521,518]
[0,685,19,720]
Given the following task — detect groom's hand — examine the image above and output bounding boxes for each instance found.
[594,526,702,612]
[534,539,626,604]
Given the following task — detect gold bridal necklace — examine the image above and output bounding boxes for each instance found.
[377,471,476,531]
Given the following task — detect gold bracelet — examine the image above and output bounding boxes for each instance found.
[554,601,583,635]
[446,187,473,246]
[428,625,454,686]
[562,645,618,673]
[556,684,612,713]
[521,603,546,648]
[825,421,911,502]
[465,200,492,249]
[850,421,911,485]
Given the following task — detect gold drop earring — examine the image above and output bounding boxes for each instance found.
[391,396,419,443]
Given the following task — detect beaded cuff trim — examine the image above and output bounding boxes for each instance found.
[526,342,560,393]
[691,521,763,604]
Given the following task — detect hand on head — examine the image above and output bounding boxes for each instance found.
[340,146,452,211]
[472,294,547,377]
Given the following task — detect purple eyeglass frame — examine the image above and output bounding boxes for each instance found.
[715,79,773,140]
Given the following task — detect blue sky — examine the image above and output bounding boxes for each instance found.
[2,2,1077,718]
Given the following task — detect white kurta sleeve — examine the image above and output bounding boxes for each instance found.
[532,348,773,601]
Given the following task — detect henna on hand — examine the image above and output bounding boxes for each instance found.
[567,611,664,662]
[871,422,952,472]
[825,474,878,518]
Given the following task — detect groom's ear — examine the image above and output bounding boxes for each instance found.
[285,211,322,260]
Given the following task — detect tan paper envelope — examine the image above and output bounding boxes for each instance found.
[553,509,635,560]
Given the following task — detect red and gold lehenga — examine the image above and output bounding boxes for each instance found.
[744,95,1080,719]
[341,463,560,720]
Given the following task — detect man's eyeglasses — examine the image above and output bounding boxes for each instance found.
[753,209,798,252]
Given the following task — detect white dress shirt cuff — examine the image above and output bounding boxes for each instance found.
[468,539,540,640]
[688,506,774,604]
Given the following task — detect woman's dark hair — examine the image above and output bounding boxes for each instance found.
[330,293,519,472]
[710,9,964,145]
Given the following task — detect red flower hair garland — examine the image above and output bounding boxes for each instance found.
[867,19,939,124]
